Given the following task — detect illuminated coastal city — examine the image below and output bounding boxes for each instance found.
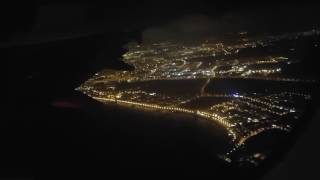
[77,29,319,166]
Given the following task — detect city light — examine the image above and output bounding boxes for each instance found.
[77,29,318,166]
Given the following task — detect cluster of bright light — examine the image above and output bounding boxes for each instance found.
[93,96,234,129]
[78,29,318,165]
